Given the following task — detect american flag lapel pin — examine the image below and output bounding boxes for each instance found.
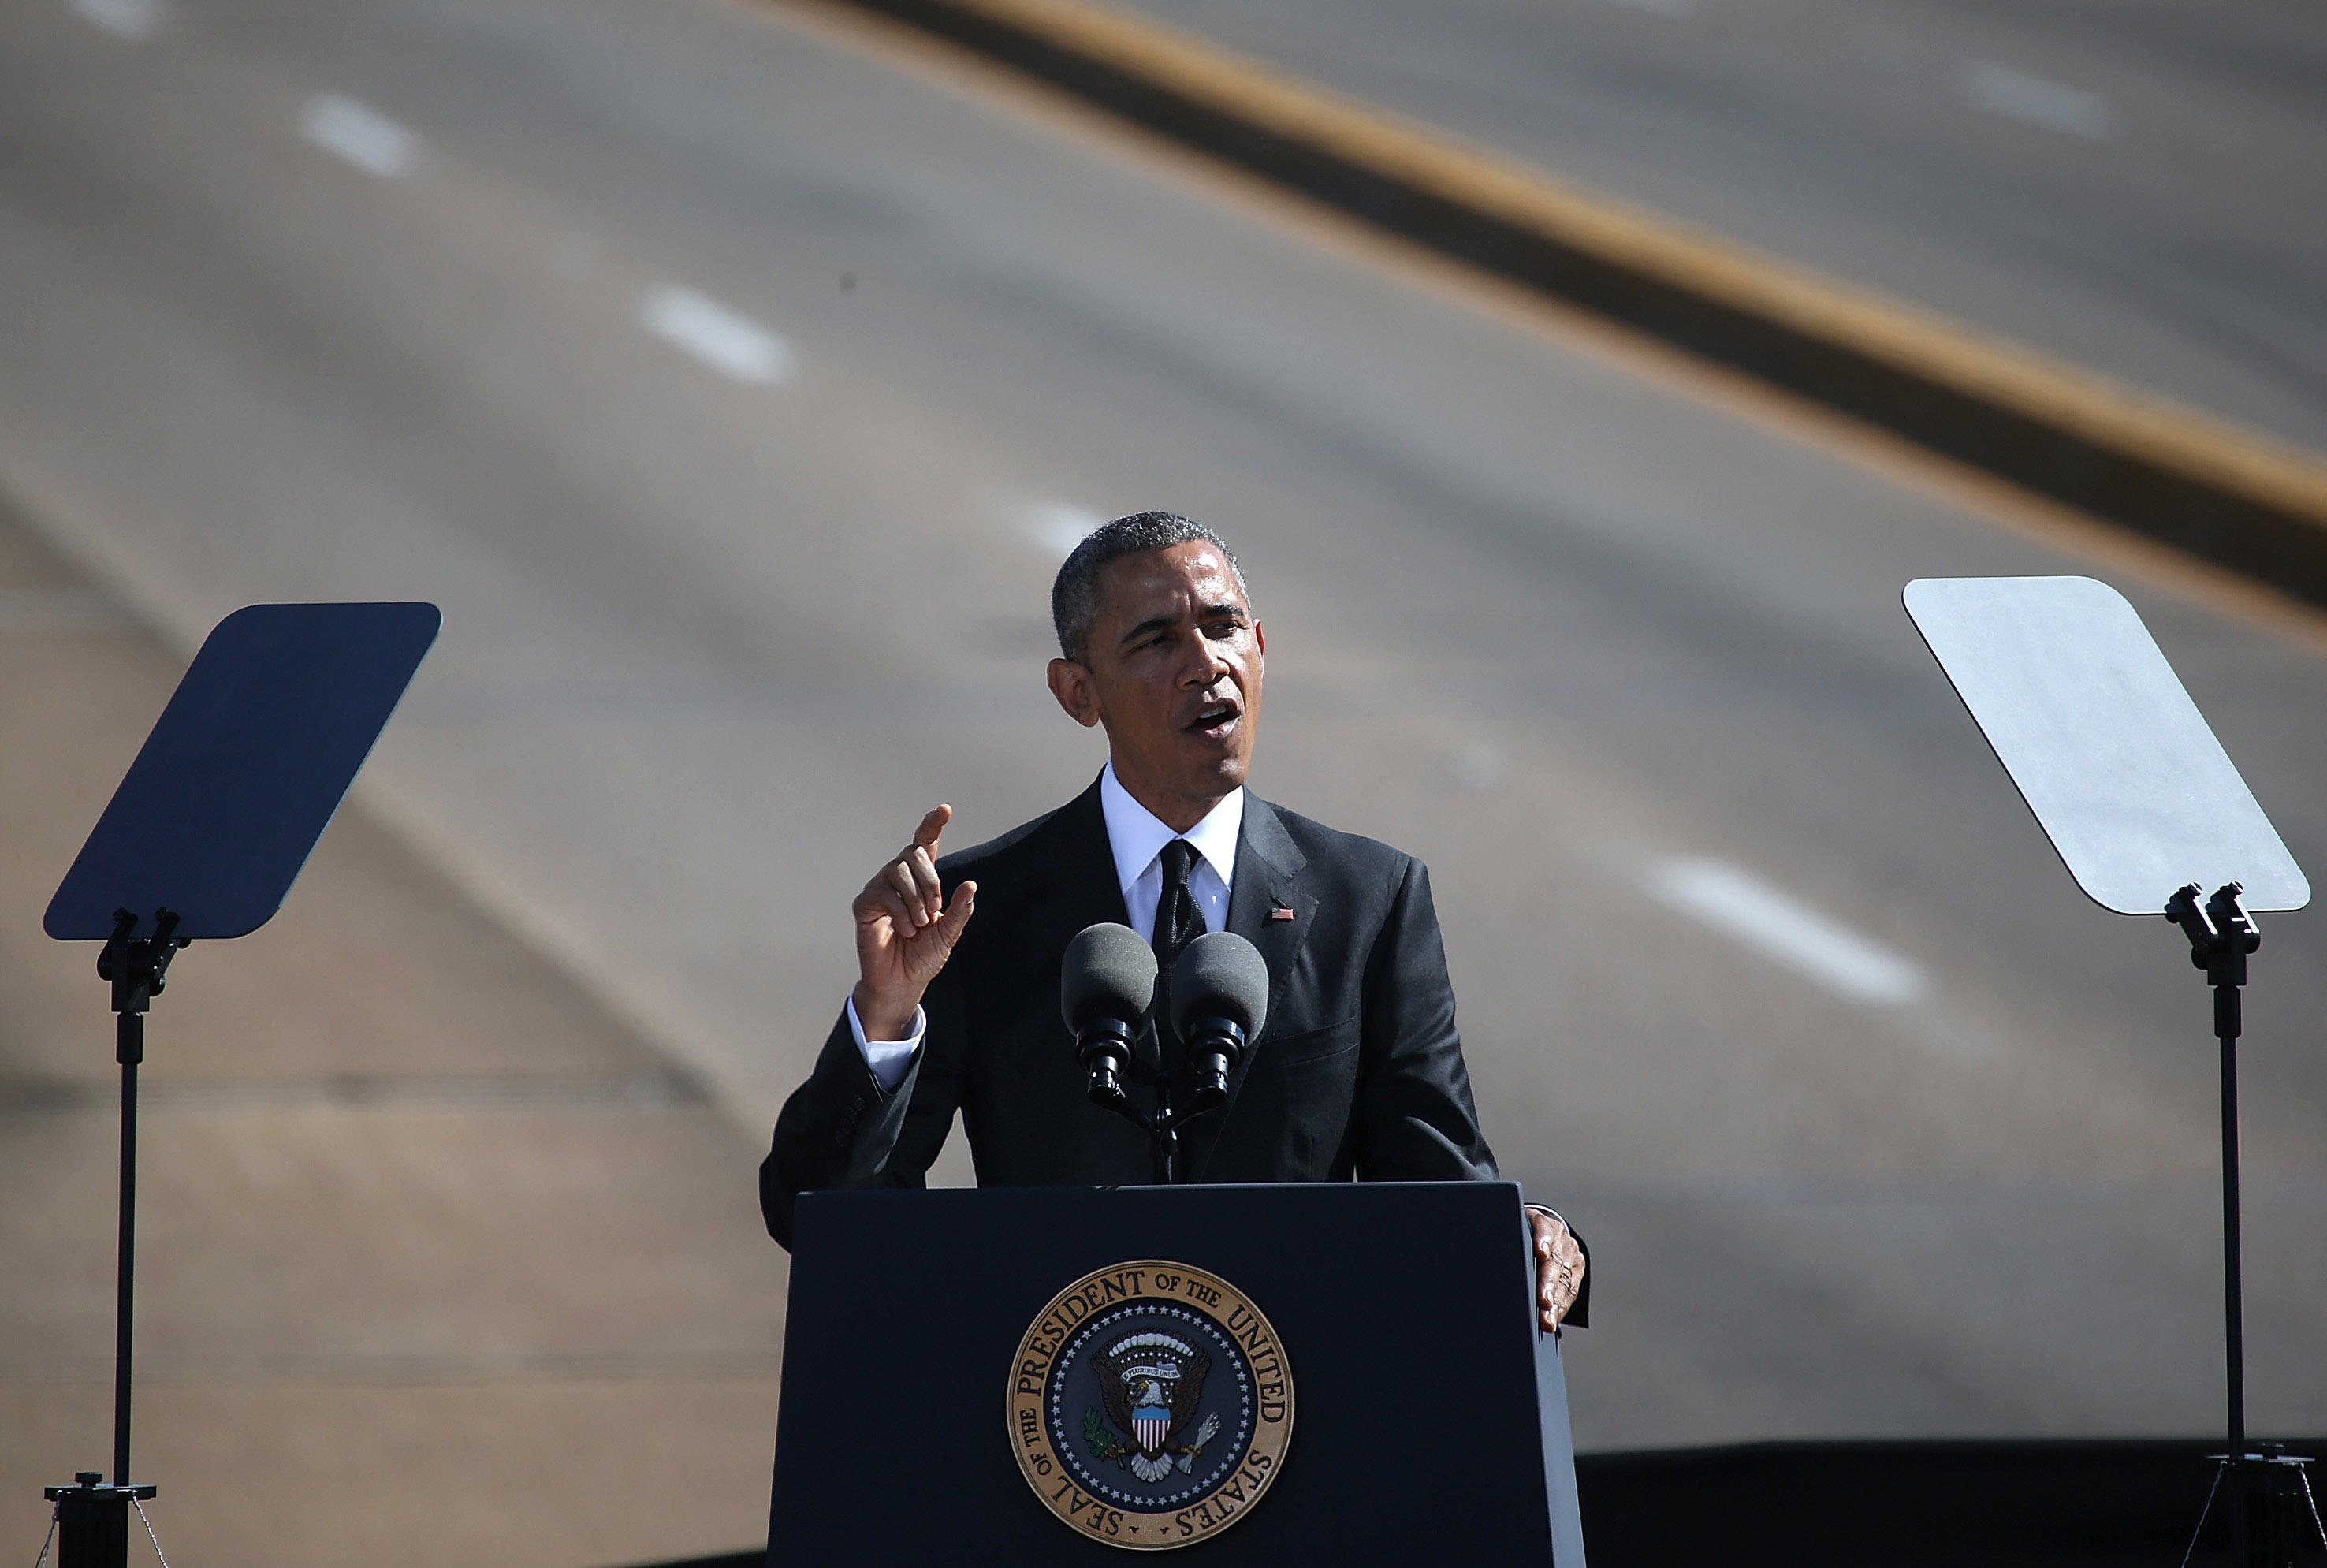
[1269,903,1295,922]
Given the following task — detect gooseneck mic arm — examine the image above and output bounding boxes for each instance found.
[1078,1017,1137,1115]
[1179,1019,1246,1115]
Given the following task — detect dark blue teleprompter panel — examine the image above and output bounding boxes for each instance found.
[45,602,440,941]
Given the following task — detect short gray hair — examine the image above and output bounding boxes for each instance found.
[1050,512,1250,663]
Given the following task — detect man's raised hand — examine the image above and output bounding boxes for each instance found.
[852,805,977,1040]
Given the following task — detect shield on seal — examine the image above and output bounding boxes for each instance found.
[1134,1403,1170,1456]
[1097,1332,1211,1477]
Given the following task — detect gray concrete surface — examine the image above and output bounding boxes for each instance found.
[1117,0,2327,456]
[0,502,787,1564]
[2,0,2325,1560]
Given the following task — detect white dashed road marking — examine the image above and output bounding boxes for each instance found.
[301,93,419,178]
[1650,857,1930,1007]
[1591,0,1692,17]
[639,285,795,385]
[1962,62,2112,140]
[1022,503,1104,557]
[70,0,164,39]
[1447,742,1503,791]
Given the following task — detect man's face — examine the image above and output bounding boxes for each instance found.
[1048,542,1264,822]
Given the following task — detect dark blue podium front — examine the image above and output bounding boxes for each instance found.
[767,1181,1585,1564]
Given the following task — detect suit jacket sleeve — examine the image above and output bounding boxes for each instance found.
[1350,857,1499,1184]
[759,989,966,1250]
[758,1011,917,1249]
[1351,858,1594,1327]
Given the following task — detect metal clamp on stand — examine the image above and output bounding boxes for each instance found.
[2168,881,2258,1058]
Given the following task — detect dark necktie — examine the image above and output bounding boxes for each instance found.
[1154,839,1203,971]
[1152,840,1203,1052]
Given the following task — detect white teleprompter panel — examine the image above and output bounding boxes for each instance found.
[1904,575,2307,916]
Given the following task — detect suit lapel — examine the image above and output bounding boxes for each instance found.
[1029,776,1130,958]
[990,776,1160,1184]
[1186,794,1313,1180]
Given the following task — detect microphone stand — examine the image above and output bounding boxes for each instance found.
[2165,883,2318,1568]
[1082,1019,1244,1185]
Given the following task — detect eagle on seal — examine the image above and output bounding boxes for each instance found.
[1096,1332,1216,1483]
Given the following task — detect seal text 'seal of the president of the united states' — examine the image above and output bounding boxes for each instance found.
[1010,1261,1294,1549]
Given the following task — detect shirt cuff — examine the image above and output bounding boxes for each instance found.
[845,993,925,1096]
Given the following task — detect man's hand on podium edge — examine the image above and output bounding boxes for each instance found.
[1528,1206,1586,1332]
[852,805,977,1042]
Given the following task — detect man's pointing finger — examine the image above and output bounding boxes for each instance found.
[914,805,952,851]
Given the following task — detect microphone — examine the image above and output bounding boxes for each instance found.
[1062,923,1157,1115]
[1167,931,1269,1115]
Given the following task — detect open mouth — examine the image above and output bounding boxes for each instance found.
[1186,696,1242,740]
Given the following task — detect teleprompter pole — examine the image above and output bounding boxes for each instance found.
[2218,1026,2244,1460]
[44,910,181,1568]
[2165,883,2321,1568]
[2169,882,2258,1466]
[100,909,180,1489]
[114,1007,139,1487]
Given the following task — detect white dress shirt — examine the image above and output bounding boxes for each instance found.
[1099,762,1242,948]
[847,764,1245,1093]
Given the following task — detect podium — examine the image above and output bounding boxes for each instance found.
[767,1181,1585,1563]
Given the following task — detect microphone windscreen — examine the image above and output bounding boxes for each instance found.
[1168,930,1268,1041]
[1062,922,1158,1032]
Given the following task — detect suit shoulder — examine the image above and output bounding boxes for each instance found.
[934,789,1093,877]
[1255,799,1419,883]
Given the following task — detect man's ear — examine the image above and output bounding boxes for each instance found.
[1048,658,1102,728]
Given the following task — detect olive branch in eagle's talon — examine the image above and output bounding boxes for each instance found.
[1084,1406,1131,1467]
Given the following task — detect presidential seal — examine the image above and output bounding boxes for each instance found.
[1008,1261,1294,1550]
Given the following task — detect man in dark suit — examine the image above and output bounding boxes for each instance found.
[761,512,1587,1330]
